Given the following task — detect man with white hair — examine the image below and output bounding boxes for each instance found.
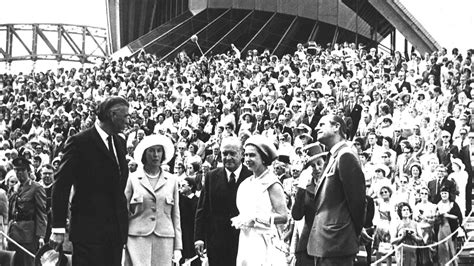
[195,137,252,266]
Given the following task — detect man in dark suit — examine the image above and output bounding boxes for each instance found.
[343,92,362,140]
[427,164,457,203]
[459,132,474,215]
[308,115,366,265]
[437,130,459,171]
[8,157,47,266]
[51,96,130,265]
[302,106,321,141]
[141,109,156,135]
[20,111,32,134]
[394,71,412,93]
[205,145,222,169]
[392,128,406,155]
[194,136,252,266]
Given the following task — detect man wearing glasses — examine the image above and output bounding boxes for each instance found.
[436,130,459,172]
[427,165,457,204]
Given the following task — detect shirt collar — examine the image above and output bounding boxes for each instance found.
[225,163,243,182]
[95,121,111,147]
[330,140,347,155]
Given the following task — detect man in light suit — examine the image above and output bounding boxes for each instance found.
[194,136,252,266]
[308,114,366,265]
[51,96,130,265]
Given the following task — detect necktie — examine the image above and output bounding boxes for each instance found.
[229,172,236,188]
[107,135,118,164]
[323,151,332,170]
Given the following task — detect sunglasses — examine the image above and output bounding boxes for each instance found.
[381,190,389,194]
[401,181,408,184]
[420,192,428,195]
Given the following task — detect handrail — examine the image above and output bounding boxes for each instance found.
[447,234,473,265]
[0,231,35,258]
[371,208,473,265]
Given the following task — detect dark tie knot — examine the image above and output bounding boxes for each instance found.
[229,172,236,185]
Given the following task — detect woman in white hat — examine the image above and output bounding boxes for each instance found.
[231,135,288,266]
[124,134,182,265]
[449,158,468,217]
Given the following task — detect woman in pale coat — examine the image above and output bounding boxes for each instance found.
[124,135,182,265]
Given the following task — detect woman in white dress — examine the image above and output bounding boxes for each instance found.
[449,158,468,217]
[232,135,288,266]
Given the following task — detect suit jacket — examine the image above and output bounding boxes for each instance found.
[344,103,362,138]
[459,145,473,212]
[307,142,366,257]
[20,118,32,134]
[52,126,129,244]
[125,169,182,248]
[392,135,406,155]
[142,119,156,136]
[291,183,317,253]
[427,178,456,203]
[8,179,47,243]
[205,154,222,169]
[194,166,252,266]
[179,193,199,259]
[302,115,321,140]
[436,144,459,170]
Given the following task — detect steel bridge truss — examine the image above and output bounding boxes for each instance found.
[0,23,108,64]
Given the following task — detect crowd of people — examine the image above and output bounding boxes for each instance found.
[0,40,472,265]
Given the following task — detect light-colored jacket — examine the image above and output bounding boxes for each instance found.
[125,168,182,250]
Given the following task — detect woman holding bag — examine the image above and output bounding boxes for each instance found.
[124,134,182,265]
[231,135,288,265]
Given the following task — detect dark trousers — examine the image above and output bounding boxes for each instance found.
[9,241,37,266]
[72,242,123,266]
[314,255,355,266]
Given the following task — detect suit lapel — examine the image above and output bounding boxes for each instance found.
[314,143,346,201]
[90,127,116,163]
[137,175,155,196]
[154,173,168,192]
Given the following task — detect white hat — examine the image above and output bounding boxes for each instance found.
[451,158,465,171]
[134,135,175,165]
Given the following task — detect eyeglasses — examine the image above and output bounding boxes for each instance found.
[380,190,389,194]
[375,170,382,173]
[420,192,428,195]
[401,181,408,184]
[442,136,450,138]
